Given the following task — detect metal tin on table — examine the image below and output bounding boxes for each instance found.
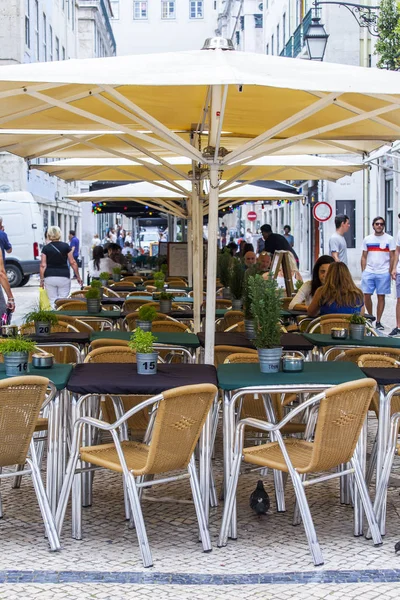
[331,328,348,340]
[282,356,304,372]
[31,352,54,369]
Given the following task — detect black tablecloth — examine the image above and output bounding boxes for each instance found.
[196,332,314,352]
[67,363,218,395]
[25,332,90,344]
[361,367,400,386]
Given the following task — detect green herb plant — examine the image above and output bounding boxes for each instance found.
[85,287,101,300]
[249,274,282,349]
[218,249,232,289]
[294,279,303,291]
[0,336,36,355]
[159,291,173,301]
[112,266,122,275]
[230,257,245,300]
[243,265,259,319]
[348,313,367,325]
[154,271,166,290]
[137,305,158,322]
[90,279,102,289]
[25,307,59,325]
[99,272,111,281]
[160,263,168,275]
[129,328,156,354]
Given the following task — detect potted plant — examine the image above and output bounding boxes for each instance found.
[159,291,174,314]
[230,257,245,310]
[129,328,158,375]
[24,307,59,337]
[243,266,259,339]
[218,249,232,299]
[99,272,110,287]
[112,266,122,282]
[85,286,101,314]
[137,305,158,332]
[348,313,367,340]
[0,336,36,376]
[249,273,283,373]
[154,271,166,292]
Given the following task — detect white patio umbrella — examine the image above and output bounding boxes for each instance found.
[1,45,400,364]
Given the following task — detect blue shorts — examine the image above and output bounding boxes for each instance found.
[361,271,391,295]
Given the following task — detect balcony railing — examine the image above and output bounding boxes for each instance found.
[100,0,116,54]
[278,8,313,59]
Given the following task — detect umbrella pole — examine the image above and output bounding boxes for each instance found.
[192,184,202,334]
[187,216,193,288]
[204,164,219,365]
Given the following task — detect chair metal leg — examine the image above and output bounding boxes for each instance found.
[0,467,3,518]
[26,456,60,552]
[188,456,212,553]
[12,464,24,489]
[351,455,382,547]
[293,473,307,526]
[124,471,153,568]
[218,439,242,547]
[72,471,82,540]
[290,469,324,566]
[55,438,81,535]
[366,434,377,487]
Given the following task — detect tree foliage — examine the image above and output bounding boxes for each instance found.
[375,0,400,70]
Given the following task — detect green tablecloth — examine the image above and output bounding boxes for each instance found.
[217,361,366,391]
[126,295,193,303]
[56,310,121,320]
[0,363,73,390]
[90,331,200,348]
[302,333,400,349]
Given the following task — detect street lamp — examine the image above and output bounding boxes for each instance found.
[304,17,329,61]
[312,2,380,36]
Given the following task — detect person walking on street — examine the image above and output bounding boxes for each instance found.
[361,216,395,331]
[328,214,350,264]
[390,213,400,336]
[283,225,294,248]
[259,224,299,266]
[0,217,12,262]
[219,222,228,248]
[69,230,80,279]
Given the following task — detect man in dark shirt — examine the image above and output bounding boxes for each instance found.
[69,229,80,278]
[260,224,299,266]
[0,218,12,262]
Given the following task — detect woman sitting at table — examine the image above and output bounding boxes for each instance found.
[307,262,364,317]
[88,246,121,280]
[289,255,334,310]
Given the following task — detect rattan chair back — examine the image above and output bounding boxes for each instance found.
[90,339,129,350]
[335,347,400,363]
[319,317,351,334]
[123,276,143,284]
[70,291,86,298]
[84,346,137,363]
[139,384,216,475]
[215,345,257,367]
[128,291,153,297]
[0,376,49,467]
[111,281,136,289]
[20,321,79,334]
[57,301,89,311]
[151,320,189,333]
[357,354,400,416]
[221,310,244,330]
[123,298,152,312]
[48,314,94,333]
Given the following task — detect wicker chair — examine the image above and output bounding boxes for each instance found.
[151,320,190,333]
[123,312,178,331]
[127,291,153,297]
[89,339,129,350]
[334,347,400,363]
[218,378,382,567]
[122,276,143,284]
[47,314,94,333]
[0,376,60,550]
[123,298,153,313]
[57,301,90,311]
[55,383,217,567]
[220,310,244,331]
[20,321,79,335]
[203,299,232,310]
[214,345,257,367]
[111,281,136,289]
[224,321,245,333]
[166,277,187,285]
[20,321,81,364]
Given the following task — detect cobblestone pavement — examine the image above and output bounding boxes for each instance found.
[3,278,400,598]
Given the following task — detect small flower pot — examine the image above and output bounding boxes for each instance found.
[4,352,29,376]
[100,279,109,288]
[112,274,121,282]
[136,320,152,332]
[34,321,51,337]
[136,352,158,375]
[159,300,172,314]
[350,324,366,340]
[231,299,243,311]
[258,347,283,374]
[222,287,231,300]
[244,318,256,340]
[87,298,101,314]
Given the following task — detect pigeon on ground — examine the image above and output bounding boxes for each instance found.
[249,480,270,516]
[395,541,400,553]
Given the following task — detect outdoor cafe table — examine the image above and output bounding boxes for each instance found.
[126,295,194,304]
[55,309,122,330]
[302,333,400,361]
[217,361,368,538]
[25,332,90,363]
[360,367,400,534]
[197,332,314,355]
[0,363,73,515]
[57,297,125,307]
[67,362,218,519]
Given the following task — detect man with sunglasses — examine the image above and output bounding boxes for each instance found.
[361,216,395,330]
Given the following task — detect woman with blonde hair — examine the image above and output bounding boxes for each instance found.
[40,226,82,307]
[307,262,364,317]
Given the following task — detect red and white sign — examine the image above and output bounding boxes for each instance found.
[312,202,332,222]
[247,211,257,222]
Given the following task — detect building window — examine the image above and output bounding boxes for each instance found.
[111,0,120,19]
[271,34,274,55]
[235,31,240,45]
[49,25,53,60]
[266,43,269,54]
[282,12,286,45]
[189,1,203,18]
[72,0,75,30]
[240,15,244,30]
[385,177,394,236]
[276,24,280,54]
[34,0,39,59]
[254,14,263,28]
[25,0,30,48]
[62,46,66,60]
[43,14,47,60]
[133,1,148,19]
[161,1,175,19]
[55,36,60,61]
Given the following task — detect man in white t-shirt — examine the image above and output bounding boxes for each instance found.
[361,216,395,330]
[390,212,400,336]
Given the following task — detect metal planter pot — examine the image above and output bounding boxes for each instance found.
[34,321,51,337]
[350,324,366,340]
[87,298,101,314]
[4,352,29,376]
[136,352,158,375]
[112,274,121,282]
[222,287,231,299]
[136,320,152,332]
[100,279,108,288]
[159,300,172,314]
[231,299,243,311]
[244,318,256,340]
[258,347,283,374]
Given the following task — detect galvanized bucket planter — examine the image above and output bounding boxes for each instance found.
[34,321,51,337]
[258,347,283,374]
[350,324,366,340]
[136,320,152,332]
[222,287,231,299]
[159,300,172,314]
[231,299,243,311]
[87,298,101,314]
[136,352,158,375]
[244,318,256,340]
[112,274,121,282]
[4,352,29,376]
[100,279,109,287]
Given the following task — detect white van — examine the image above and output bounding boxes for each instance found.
[0,192,44,287]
